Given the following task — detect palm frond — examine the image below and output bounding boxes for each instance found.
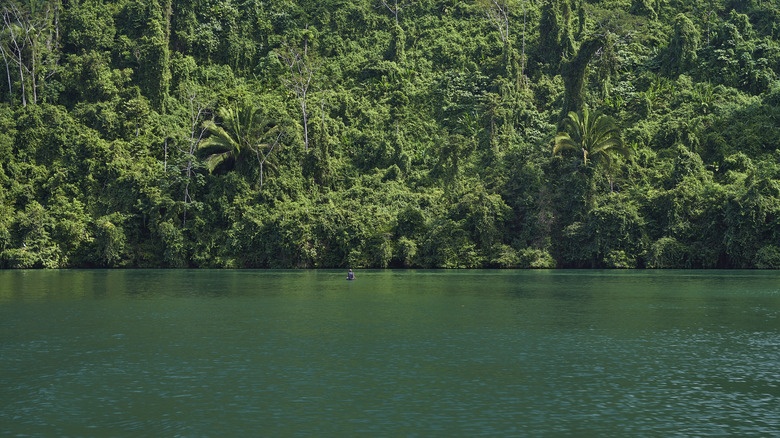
[553,108,628,167]
[553,132,578,155]
[197,103,283,178]
[204,150,234,174]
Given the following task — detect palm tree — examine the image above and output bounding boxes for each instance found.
[553,108,629,167]
[198,104,282,186]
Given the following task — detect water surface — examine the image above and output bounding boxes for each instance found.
[1,270,779,437]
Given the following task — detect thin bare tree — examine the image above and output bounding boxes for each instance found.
[252,130,284,189]
[1,1,59,106]
[378,0,410,26]
[1,6,27,106]
[481,0,510,43]
[177,91,211,227]
[479,0,527,84]
[277,40,317,153]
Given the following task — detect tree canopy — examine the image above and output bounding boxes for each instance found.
[1,0,780,269]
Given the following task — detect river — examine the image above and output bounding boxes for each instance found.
[1,269,779,436]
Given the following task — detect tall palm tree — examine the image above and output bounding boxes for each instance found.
[198,104,282,185]
[553,108,629,167]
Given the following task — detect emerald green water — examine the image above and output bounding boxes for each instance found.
[1,270,779,437]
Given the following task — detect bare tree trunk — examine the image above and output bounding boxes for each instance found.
[53,1,60,50]
[3,8,27,107]
[302,96,309,152]
[2,2,57,107]
[29,35,36,105]
[180,92,210,227]
[15,43,25,107]
[521,1,527,86]
[379,0,404,26]
[277,42,316,153]
[254,132,283,188]
[482,0,509,43]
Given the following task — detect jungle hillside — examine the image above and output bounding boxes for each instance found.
[2,0,780,269]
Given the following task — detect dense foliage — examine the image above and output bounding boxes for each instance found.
[1,0,779,269]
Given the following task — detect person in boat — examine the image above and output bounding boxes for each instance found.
[347,269,356,280]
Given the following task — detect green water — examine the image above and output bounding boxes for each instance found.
[1,270,779,437]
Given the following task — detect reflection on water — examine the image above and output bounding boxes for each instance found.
[1,270,779,436]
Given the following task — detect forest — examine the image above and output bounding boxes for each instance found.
[1,0,779,269]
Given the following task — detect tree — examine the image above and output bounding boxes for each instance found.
[664,13,699,76]
[277,36,317,153]
[479,0,511,44]
[538,0,562,67]
[1,1,60,107]
[178,89,211,227]
[559,36,605,123]
[559,0,575,59]
[197,103,282,186]
[478,0,528,81]
[378,0,410,27]
[553,108,628,168]
[119,0,172,112]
